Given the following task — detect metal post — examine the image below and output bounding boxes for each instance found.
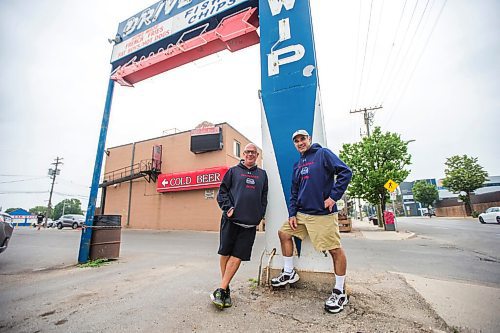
[392,198,397,231]
[78,79,115,263]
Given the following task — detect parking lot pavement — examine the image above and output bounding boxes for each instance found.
[1,226,497,332]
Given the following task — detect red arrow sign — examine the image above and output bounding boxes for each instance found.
[156,166,229,193]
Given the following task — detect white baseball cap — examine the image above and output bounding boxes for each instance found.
[292,129,310,140]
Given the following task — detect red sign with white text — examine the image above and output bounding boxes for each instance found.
[157,167,229,193]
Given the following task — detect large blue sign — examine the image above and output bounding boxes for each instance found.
[110,0,258,69]
[259,0,321,206]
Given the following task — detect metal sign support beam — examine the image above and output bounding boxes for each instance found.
[78,79,115,263]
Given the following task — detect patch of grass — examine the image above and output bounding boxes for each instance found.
[77,258,109,268]
[248,277,258,289]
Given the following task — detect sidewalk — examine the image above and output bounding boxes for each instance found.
[351,218,416,240]
[350,218,500,333]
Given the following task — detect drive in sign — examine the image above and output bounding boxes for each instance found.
[110,0,258,69]
[157,166,229,192]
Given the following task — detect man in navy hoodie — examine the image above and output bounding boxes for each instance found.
[211,143,268,309]
[271,130,352,314]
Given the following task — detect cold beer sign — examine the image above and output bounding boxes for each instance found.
[157,166,228,192]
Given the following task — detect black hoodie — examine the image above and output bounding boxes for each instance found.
[217,161,268,226]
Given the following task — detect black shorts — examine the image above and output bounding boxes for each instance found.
[217,216,257,261]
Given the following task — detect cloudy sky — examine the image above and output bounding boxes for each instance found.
[1,0,499,211]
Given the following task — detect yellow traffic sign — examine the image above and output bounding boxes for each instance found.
[384,179,398,192]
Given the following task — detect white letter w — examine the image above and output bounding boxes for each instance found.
[267,0,296,16]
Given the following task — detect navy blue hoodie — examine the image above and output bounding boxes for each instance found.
[288,143,352,217]
[217,161,268,226]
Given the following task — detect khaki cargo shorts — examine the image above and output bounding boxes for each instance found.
[280,212,341,252]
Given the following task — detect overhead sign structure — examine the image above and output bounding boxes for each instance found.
[384,179,399,192]
[157,167,228,192]
[110,0,259,86]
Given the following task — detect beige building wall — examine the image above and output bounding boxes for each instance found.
[102,123,261,231]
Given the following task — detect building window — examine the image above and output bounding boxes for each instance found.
[234,141,241,158]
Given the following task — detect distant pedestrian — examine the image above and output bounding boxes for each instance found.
[36,212,45,230]
[271,130,352,314]
[211,143,268,309]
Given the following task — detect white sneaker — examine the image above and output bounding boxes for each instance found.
[324,288,348,313]
[271,269,300,287]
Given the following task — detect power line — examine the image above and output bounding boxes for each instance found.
[354,0,375,108]
[382,0,436,111]
[0,177,47,184]
[350,0,364,108]
[0,191,49,195]
[58,178,90,188]
[384,0,448,126]
[378,0,432,104]
[374,0,420,104]
[370,0,409,105]
[0,174,45,177]
[53,191,89,199]
[363,0,386,103]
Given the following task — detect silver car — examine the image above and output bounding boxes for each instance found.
[0,212,14,254]
[56,214,85,229]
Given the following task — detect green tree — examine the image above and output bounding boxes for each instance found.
[340,127,411,226]
[5,207,23,214]
[412,180,439,212]
[442,155,488,216]
[29,206,48,216]
[52,199,83,220]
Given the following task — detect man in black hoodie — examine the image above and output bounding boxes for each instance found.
[211,143,268,309]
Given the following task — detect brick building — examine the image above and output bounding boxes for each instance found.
[100,122,261,231]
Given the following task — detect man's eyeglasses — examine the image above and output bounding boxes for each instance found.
[244,150,258,155]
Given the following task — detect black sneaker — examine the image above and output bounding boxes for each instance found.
[210,288,226,309]
[224,287,232,308]
[324,288,348,313]
[271,269,300,287]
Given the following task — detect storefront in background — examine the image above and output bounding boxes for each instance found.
[100,122,261,231]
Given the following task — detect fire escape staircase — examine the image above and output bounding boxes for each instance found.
[99,159,161,188]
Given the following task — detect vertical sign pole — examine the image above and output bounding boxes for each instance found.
[259,0,329,271]
[78,79,115,263]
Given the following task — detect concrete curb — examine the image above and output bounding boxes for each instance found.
[351,218,416,241]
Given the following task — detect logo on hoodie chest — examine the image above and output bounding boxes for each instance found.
[241,172,258,189]
[298,161,314,180]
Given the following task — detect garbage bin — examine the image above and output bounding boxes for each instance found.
[384,211,396,231]
[89,215,121,260]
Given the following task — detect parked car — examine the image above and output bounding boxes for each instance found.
[478,207,500,224]
[0,212,14,254]
[56,214,85,229]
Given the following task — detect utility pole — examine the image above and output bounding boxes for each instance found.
[349,105,382,226]
[45,157,63,227]
[349,105,382,137]
[350,105,382,221]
